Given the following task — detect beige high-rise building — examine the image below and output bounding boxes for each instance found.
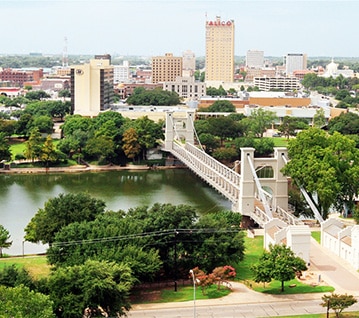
[71,58,114,116]
[151,53,183,84]
[205,16,235,82]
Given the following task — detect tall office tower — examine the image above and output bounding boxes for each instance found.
[71,58,114,116]
[285,53,307,76]
[182,50,196,77]
[151,53,183,84]
[205,16,235,82]
[246,50,264,69]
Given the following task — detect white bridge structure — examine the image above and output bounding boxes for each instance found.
[162,110,311,262]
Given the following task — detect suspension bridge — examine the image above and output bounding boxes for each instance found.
[162,110,313,262]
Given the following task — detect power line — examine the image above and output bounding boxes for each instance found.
[51,227,241,248]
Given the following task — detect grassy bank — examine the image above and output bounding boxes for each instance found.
[0,255,51,278]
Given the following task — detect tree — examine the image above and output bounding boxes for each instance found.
[84,135,115,162]
[313,108,326,128]
[208,117,240,146]
[0,264,34,288]
[40,135,57,166]
[321,293,357,318]
[207,100,236,112]
[282,128,359,220]
[247,108,276,138]
[252,244,307,292]
[47,212,162,282]
[0,285,55,318]
[48,260,135,318]
[0,225,12,257]
[0,132,11,162]
[24,192,106,245]
[278,116,309,139]
[24,127,43,162]
[327,111,359,135]
[122,127,141,161]
[126,88,180,106]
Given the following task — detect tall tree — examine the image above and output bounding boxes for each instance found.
[24,127,43,162]
[252,244,307,292]
[282,128,359,219]
[0,132,11,162]
[0,225,12,257]
[247,108,276,138]
[122,127,141,161]
[24,192,106,245]
[40,135,57,166]
[48,260,134,318]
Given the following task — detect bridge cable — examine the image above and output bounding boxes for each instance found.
[281,154,324,224]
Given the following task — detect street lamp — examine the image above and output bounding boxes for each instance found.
[189,269,196,318]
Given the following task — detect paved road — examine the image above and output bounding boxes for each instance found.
[129,238,359,318]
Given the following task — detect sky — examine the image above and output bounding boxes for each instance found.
[0,0,358,58]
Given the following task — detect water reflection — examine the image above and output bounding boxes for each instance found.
[0,169,231,255]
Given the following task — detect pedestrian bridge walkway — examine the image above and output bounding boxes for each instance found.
[162,110,297,228]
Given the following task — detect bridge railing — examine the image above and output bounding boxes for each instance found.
[274,206,303,225]
[170,141,241,203]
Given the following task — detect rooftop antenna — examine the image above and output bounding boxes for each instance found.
[62,36,68,68]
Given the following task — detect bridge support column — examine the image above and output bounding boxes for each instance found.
[164,111,174,151]
[273,148,288,211]
[237,148,256,215]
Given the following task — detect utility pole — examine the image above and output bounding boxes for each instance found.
[174,229,178,292]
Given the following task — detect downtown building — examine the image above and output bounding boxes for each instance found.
[205,16,235,85]
[70,57,114,116]
[284,53,307,76]
[151,53,183,84]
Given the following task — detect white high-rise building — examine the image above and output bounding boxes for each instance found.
[285,53,307,76]
[113,61,130,84]
[246,50,264,69]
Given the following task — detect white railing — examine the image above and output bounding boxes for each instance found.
[170,142,241,204]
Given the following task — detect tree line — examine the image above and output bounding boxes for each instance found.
[1,193,245,317]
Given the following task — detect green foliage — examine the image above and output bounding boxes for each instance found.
[0,132,11,162]
[47,212,162,282]
[0,225,12,257]
[0,264,34,289]
[247,108,276,138]
[0,285,55,318]
[328,112,359,135]
[212,147,238,163]
[321,293,358,318]
[251,244,307,292]
[24,128,43,162]
[206,86,227,97]
[126,88,180,106]
[206,100,236,112]
[48,260,134,318]
[24,192,106,244]
[283,128,359,220]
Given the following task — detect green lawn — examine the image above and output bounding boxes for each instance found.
[236,236,333,294]
[10,139,61,161]
[311,230,321,244]
[0,256,51,278]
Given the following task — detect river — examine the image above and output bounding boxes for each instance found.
[0,169,231,256]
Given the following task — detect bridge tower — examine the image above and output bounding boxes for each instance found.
[237,147,288,216]
[164,110,195,151]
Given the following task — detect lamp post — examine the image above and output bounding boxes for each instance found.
[189,269,196,318]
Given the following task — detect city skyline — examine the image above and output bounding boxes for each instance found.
[0,0,358,58]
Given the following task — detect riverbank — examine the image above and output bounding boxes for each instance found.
[0,163,186,174]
